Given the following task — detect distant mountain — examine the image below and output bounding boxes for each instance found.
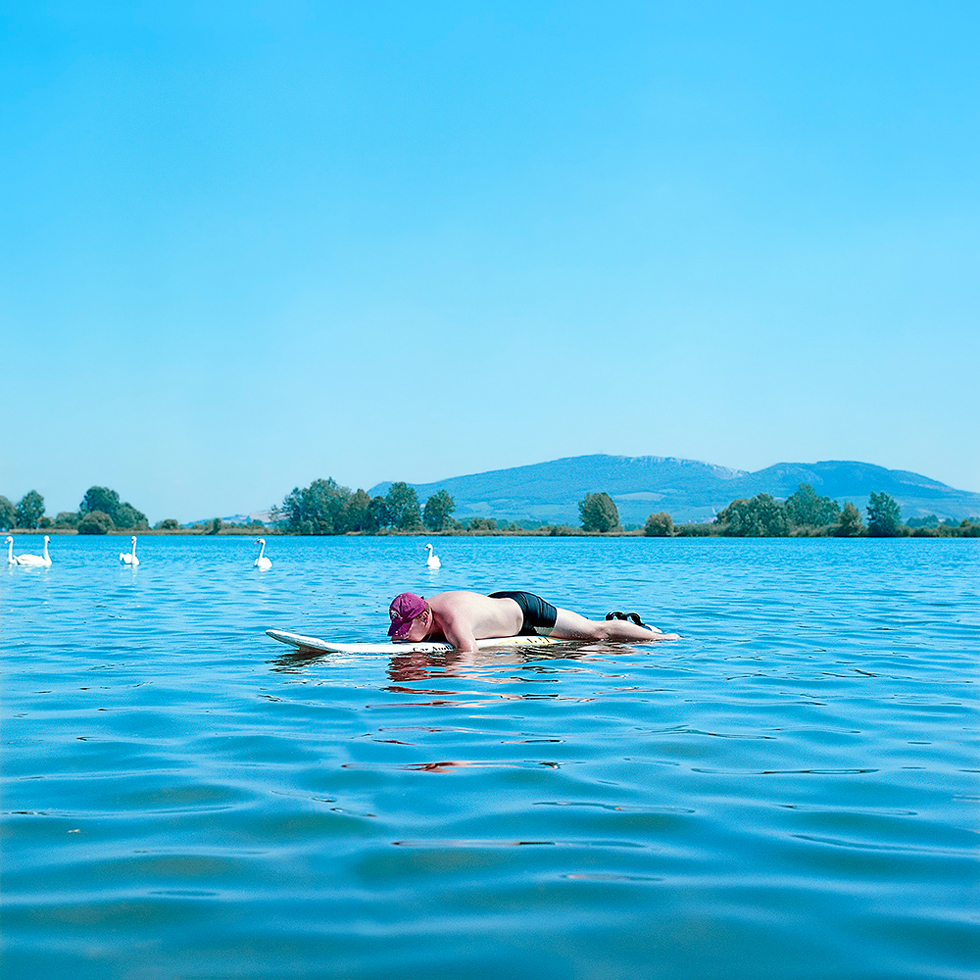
[369,455,980,525]
[186,509,277,528]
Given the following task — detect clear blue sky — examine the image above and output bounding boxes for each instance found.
[2,1,977,522]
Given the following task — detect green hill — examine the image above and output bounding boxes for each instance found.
[369,455,980,525]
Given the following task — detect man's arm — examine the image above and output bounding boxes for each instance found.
[442,621,478,653]
[434,608,479,653]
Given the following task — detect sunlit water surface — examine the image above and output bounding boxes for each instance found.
[2,535,977,980]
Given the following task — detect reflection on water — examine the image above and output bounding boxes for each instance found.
[384,640,621,683]
[270,631,636,683]
[2,534,978,980]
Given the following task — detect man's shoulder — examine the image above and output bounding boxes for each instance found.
[429,590,486,612]
[431,590,484,602]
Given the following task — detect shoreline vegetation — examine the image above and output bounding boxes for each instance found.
[3,481,979,540]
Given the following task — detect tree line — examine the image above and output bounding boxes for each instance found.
[638,484,980,538]
[4,479,976,538]
[277,479,640,535]
[277,479,495,533]
[0,487,152,534]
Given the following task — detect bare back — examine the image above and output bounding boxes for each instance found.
[426,591,525,651]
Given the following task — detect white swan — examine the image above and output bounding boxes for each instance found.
[254,538,271,570]
[120,535,139,566]
[15,534,51,567]
[5,536,14,565]
[424,542,441,569]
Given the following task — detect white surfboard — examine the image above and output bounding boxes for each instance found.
[266,628,564,655]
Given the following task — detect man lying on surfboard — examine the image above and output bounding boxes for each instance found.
[388,590,680,653]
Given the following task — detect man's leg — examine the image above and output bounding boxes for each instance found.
[551,608,677,642]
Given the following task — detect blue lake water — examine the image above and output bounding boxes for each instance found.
[2,534,978,980]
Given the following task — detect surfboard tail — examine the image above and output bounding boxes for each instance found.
[265,628,562,655]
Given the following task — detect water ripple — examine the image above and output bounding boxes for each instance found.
[2,535,978,980]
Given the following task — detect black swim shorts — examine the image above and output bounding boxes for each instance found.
[488,591,558,636]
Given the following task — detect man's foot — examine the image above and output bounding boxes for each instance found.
[607,610,657,632]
